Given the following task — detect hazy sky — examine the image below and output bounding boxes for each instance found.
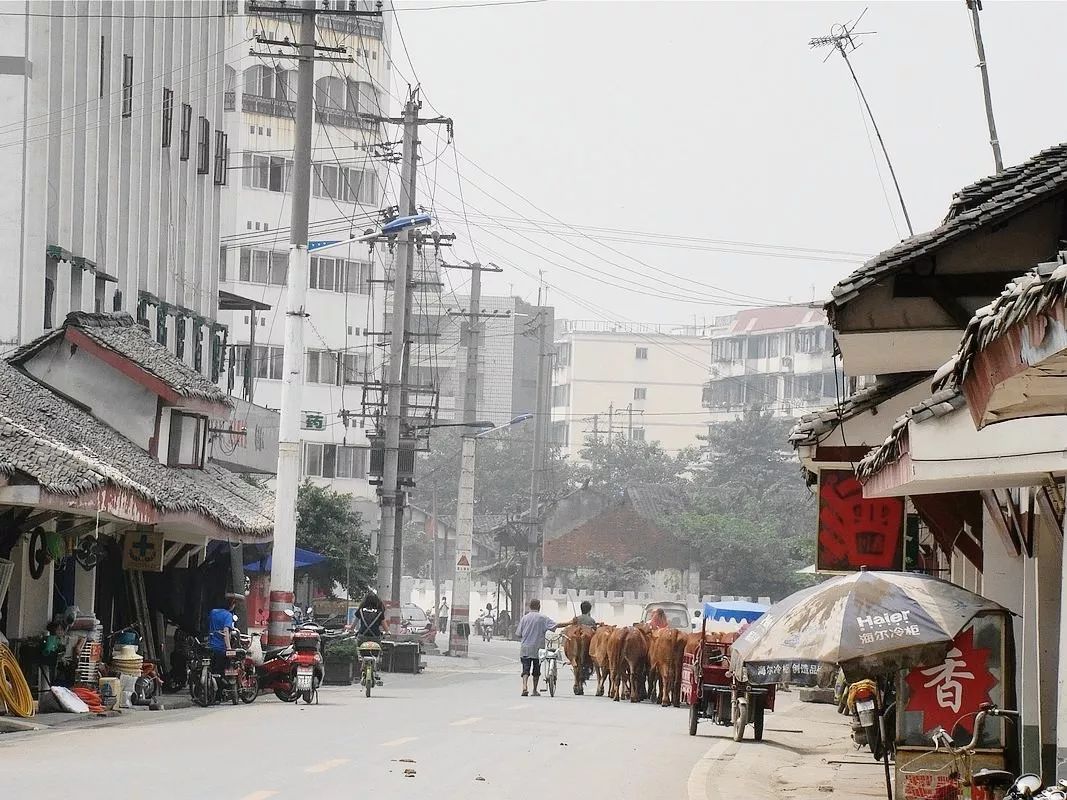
[391,1,1067,325]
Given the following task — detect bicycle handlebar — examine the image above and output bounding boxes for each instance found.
[935,703,1019,752]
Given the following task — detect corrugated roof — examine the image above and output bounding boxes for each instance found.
[856,389,967,481]
[828,143,1067,313]
[0,361,272,537]
[788,373,932,448]
[10,311,231,406]
[934,252,1067,394]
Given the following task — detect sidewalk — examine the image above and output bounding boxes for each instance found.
[690,692,892,800]
[0,691,199,737]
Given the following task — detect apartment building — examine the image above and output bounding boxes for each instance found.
[215,3,391,517]
[551,321,712,458]
[702,305,840,424]
[0,1,229,379]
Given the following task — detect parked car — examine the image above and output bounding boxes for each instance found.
[641,601,691,631]
[400,604,436,645]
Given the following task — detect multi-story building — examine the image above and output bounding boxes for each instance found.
[551,320,712,458]
[702,305,840,424]
[0,1,229,380]
[215,3,391,519]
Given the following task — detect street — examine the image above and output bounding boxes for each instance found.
[0,638,717,800]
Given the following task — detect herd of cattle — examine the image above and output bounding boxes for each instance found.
[559,622,708,707]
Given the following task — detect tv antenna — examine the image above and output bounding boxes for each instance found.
[810,9,913,236]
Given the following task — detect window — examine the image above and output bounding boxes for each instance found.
[552,384,570,407]
[312,165,377,205]
[162,88,173,147]
[551,421,569,447]
[305,349,341,385]
[219,247,227,282]
[98,36,105,98]
[233,344,283,381]
[237,248,287,285]
[303,443,368,479]
[244,153,292,192]
[121,54,133,117]
[197,116,210,174]
[631,427,646,442]
[43,272,55,329]
[213,130,228,184]
[555,342,571,367]
[309,257,369,294]
[635,347,648,360]
[179,103,192,160]
[224,65,236,111]
[315,75,347,111]
[167,411,207,468]
[341,352,363,384]
[634,387,647,401]
[244,64,285,99]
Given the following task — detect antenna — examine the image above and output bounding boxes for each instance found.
[810,9,914,236]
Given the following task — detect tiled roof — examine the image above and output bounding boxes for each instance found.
[828,143,1067,312]
[543,485,690,570]
[856,388,967,481]
[10,312,230,406]
[788,373,932,448]
[723,306,826,335]
[934,253,1067,394]
[0,362,272,537]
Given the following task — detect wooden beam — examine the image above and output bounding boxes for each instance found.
[893,272,1015,298]
[18,509,61,532]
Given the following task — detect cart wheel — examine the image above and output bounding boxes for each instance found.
[732,700,748,742]
[689,702,699,736]
[753,701,765,742]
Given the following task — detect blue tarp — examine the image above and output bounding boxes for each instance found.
[702,600,768,624]
[244,547,328,573]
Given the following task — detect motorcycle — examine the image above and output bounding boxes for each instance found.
[190,632,257,707]
[253,617,332,704]
[479,614,495,642]
[838,674,896,761]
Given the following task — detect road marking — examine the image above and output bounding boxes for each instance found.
[240,792,279,800]
[450,716,482,727]
[304,758,350,774]
[382,736,419,747]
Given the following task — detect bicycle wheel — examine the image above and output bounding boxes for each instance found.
[364,666,373,698]
[548,673,556,697]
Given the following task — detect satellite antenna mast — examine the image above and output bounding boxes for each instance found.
[810,9,914,236]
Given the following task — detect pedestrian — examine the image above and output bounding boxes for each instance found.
[437,597,450,633]
[555,600,598,629]
[516,599,556,697]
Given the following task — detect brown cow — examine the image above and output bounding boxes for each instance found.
[622,624,652,703]
[561,624,594,695]
[606,625,632,702]
[589,624,616,697]
[648,628,688,707]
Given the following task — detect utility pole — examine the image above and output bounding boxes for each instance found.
[627,402,633,440]
[431,486,439,626]
[373,91,452,624]
[249,0,382,646]
[966,0,1003,173]
[592,414,599,447]
[525,309,551,603]
[607,403,614,448]
[444,261,504,656]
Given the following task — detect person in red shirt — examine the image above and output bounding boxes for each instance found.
[649,608,669,630]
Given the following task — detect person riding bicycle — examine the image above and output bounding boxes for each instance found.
[355,592,390,640]
[478,603,495,634]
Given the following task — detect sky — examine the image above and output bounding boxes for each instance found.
[387,0,1067,327]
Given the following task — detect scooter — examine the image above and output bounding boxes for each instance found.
[480,614,495,642]
[839,675,896,761]
[253,615,328,704]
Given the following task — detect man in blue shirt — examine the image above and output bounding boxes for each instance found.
[516,599,556,697]
[207,594,240,675]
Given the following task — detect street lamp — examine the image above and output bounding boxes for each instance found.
[308,213,434,255]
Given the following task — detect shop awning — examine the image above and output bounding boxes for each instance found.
[245,547,327,572]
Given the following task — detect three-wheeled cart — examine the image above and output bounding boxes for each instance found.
[682,621,776,741]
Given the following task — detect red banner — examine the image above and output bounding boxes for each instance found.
[817,469,904,572]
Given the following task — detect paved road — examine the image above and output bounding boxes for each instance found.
[0,637,721,800]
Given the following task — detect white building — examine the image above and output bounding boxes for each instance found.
[702,305,840,425]
[216,4,391,518]
[0,1,229,380]
[551,320,712,458]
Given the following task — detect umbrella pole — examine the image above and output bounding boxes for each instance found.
[878,710,892,800]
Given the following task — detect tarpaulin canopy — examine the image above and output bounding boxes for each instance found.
[702,600,768,624]
[244,547,327,573]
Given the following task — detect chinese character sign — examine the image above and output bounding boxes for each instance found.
[904,628,997,741]
[817,469,905,572]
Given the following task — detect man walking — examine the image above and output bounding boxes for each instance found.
[516,599,556,697]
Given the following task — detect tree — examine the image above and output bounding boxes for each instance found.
[666,407,816,598]
[581,554,650,592]
[295,480,376,598]
[573,434,681,491]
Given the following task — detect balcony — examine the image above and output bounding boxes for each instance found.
[316,107,380,132]
[317,14,384,40]
[242,93,292,118]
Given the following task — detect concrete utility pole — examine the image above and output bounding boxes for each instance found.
[250,0,382,645]
[627,402,633,440]
[526,310,551,603]
[965,0,1004,173]
[376,93,420,620]
[444,261,504,656]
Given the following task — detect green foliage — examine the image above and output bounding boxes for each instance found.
[295,480,375,598]
[323,637,364,660]
[581,553,649,592]
[574,435,681,491]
